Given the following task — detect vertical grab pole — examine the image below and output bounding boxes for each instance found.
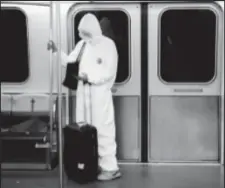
[55,1,64,188]
[220,15,224,166]
[48,1,54,168]
[218,2,224,165]
[221,62,224,166]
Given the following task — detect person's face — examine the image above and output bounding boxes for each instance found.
[79,29,92,41]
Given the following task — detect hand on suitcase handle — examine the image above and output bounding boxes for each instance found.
[79,73,92,85]
[76,76,91,85]
[79,72,88,81]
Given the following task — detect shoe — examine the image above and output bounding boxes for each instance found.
[97,170,122,181]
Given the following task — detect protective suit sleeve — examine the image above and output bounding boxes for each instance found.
[84,40,118,85]
[54,40,84,67]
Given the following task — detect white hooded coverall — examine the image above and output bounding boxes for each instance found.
[61,14,119,172]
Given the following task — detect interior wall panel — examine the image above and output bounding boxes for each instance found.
[149,96,219,161]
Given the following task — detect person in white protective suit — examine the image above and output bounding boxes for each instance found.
[60,13,121,181]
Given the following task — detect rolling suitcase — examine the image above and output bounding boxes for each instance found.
[63,82,98,184]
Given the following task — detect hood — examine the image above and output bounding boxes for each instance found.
[78,13,102,39]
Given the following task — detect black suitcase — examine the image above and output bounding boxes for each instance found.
[63,82,98,184]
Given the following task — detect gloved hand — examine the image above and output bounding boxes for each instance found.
[79,73,89,84]
[47,40,57,53]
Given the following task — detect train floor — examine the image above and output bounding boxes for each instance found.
[1,164,224,188]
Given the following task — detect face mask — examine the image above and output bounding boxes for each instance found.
[79,31,92,42]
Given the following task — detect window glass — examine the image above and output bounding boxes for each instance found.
[1,9,29,83]
[160,9,216,83]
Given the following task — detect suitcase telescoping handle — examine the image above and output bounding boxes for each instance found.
[83,81,92,125]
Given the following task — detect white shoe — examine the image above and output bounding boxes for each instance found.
[97,170,122,181]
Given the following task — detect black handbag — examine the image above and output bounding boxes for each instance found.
[62,42,86,90]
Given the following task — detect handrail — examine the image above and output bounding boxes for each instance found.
[54,1,64,188]
[48,0,54,170]
[220,4,224,165]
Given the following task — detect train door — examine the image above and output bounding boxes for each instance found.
[50,2,142,187]
[65,2,142,162]
[147,2,224,163]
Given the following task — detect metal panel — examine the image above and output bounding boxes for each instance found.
[12,94,56,113]
[149,96,219,161]
[148,3,224,96]
[72,96,141,161]
[1,94,12,112]
[114,96,140,161]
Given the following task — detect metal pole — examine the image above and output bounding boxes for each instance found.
[217,1,225,165]
[221,70,224,166]
[54,1,64,187]
[220,15,224,166]
[48,0,54,169]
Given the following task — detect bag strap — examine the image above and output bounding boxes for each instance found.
[76,41,86,62]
